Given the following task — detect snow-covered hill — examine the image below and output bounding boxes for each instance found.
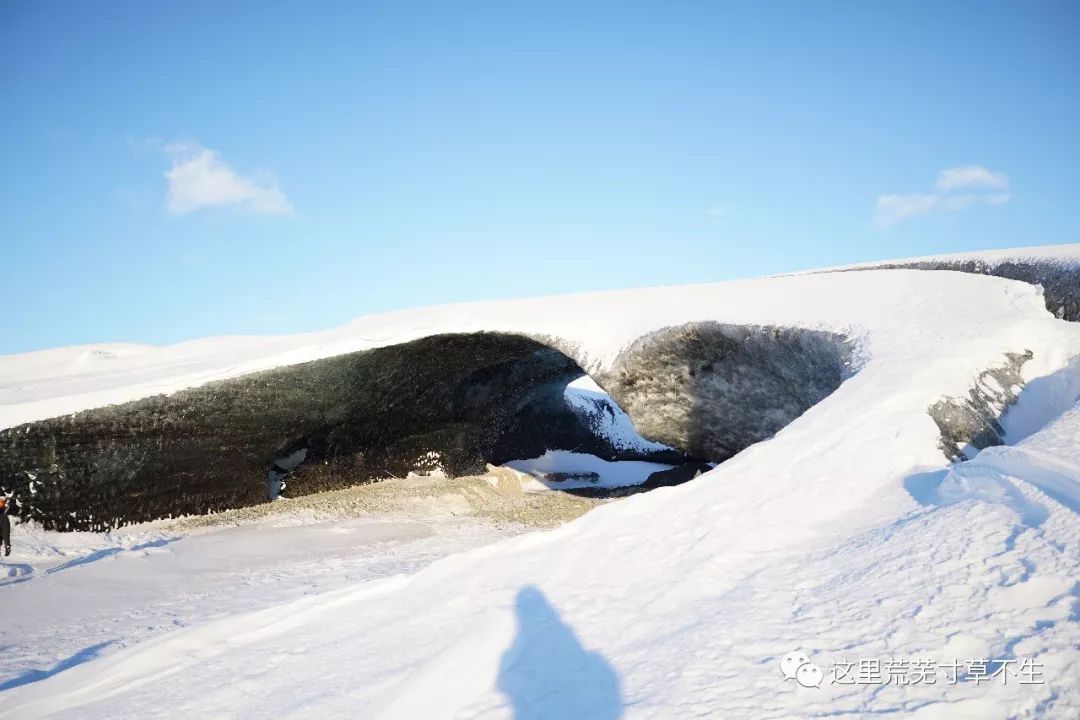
[810,242,1080,322]
[2,246,1080,718]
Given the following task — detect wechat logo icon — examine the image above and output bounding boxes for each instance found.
[780,651,823,688]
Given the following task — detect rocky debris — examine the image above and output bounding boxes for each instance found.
[541,471,601,484]
[928,350,1032,460]
[171,465,610,532]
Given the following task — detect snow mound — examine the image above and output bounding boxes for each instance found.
[814,242,1080,321]
[3,247,1080,717]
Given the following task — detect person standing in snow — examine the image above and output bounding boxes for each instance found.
[266,449,307,502]
[0,494,11,556]
[266,462,290,501]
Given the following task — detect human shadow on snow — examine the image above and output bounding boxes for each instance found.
[497,585,623,720]
[44,537,176,575]
[0,537,177,589]
[0,640,115,691]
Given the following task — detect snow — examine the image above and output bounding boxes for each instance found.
[3,253,1080,718]
[562,376,673,455]
[946,398,1080,519]
[807,242,1080,274]
[1002,354,1080,444]
[0,267,1058,431]
[505,450,674,490]
[0,512,528,700]
[501,378,678,491]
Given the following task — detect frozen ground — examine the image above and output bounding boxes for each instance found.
[506,451,675,490]
[0,511,523,697]
[0,466,618,698]
[5,403,1079,719]
[2,251,1080,718]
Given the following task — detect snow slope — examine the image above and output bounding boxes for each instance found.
[0,512,529,699]
[3,260,1080,718]
[0,268,1051,430]
[811,242,1080,273]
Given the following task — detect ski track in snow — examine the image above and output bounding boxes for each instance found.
[1,253,1080,718]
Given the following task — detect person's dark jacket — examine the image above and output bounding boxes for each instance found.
[0,501,10,549]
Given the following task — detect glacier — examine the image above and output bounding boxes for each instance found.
[1,245,1080,718]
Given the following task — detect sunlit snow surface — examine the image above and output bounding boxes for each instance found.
[506,450,674,490]
[2,249,1080,718]
[562,375,673,455]
[501,377,677,490]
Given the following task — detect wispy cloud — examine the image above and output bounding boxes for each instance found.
[935,165,1009,192]
[874,193,940,228]
[874,165,1010,228]
[164,141,293,216]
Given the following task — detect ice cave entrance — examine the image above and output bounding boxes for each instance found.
[502,375,698,494]
[0,325,852,531]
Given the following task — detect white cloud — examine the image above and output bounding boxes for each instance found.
[874,193,940,227]
[165,141,293,216]
[936,165,1010,192]
[874,165,1009,228]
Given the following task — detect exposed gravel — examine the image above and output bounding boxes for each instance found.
[172,466,611,532]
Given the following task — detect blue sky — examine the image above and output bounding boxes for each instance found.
[1,1,1077,354]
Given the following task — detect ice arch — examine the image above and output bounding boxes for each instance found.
[0,325,853,531]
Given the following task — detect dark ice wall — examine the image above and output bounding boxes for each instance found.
[0,333,618,531]
[0,324,855,531]
[597,324,854,461]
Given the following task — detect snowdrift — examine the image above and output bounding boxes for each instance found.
[2,245,1080,718]
[814,242,1080,321]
